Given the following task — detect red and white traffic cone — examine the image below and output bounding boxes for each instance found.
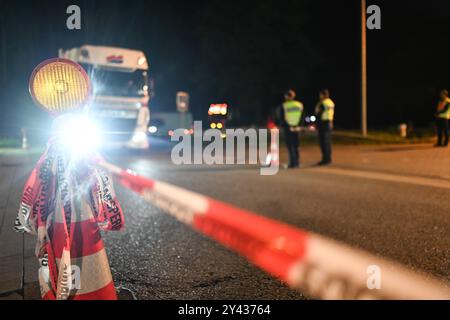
[42,181,118,300]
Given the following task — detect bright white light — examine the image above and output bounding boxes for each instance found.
[56,115,100,155]
[132,131,147,143]
[148,126,158,134]
[310,115,316,122]
[138,57,146,66]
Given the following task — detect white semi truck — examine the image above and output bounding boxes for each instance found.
[58,45,150,148]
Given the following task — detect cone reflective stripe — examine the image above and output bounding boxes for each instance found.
[52,249,115,298]
[97,160,450,300]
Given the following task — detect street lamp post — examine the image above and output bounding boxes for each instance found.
[361,0,367,137]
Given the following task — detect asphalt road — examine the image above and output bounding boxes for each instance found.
[97,139,450,299]
[0,138,449,300]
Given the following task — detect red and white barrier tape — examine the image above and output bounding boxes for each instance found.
[98,160,450,300]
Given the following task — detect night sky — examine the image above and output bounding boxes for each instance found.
[0,0,449,135]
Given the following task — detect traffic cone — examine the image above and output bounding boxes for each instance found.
[16,145,122,300]
[42,177,118,300]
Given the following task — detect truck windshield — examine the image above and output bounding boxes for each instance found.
[81,63,148,98]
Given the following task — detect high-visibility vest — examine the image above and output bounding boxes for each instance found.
[437,98,450,119]
[317,98,335,121]
[283,100,303,127]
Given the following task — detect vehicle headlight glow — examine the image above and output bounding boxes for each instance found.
[148,126,158,134]
[138,57,147,66]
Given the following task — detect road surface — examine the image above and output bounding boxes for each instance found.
[0,139,449,299]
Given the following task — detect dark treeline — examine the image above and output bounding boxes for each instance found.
[0,0,449,133]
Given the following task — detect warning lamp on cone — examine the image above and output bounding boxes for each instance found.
[29,58,99,154]
[29,58,91,114]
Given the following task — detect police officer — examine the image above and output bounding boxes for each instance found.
[315,89,335,165]
[279,90,304,168]
[435,89,450,147]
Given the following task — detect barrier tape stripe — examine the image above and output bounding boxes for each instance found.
[97,160,450,300]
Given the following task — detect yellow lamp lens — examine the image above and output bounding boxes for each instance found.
[30,59,90,114]
[217,123,223,129]
[210,123,216,129]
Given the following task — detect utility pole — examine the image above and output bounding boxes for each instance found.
[361,0,367,137]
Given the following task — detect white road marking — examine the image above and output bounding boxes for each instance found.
[307,167,450,189]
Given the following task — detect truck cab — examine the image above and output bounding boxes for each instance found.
[58,45,150,148]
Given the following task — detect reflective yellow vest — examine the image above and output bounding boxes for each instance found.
[317,98,335,121]
[283,100,303,127]
[437,98,450,119]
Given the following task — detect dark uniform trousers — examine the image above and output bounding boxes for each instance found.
[436,118,449,146]
[284,127,299,167]
[318,121,332,163]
